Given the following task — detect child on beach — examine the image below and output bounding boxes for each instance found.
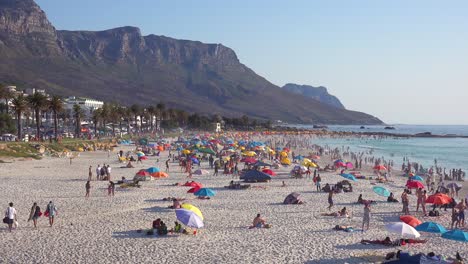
[85,181,91,198]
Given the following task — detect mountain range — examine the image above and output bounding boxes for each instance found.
[0,0,382,124]
[282,83,345,110]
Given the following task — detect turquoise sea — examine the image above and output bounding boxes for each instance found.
[296,125,468,173]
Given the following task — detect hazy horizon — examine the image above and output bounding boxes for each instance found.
[36,0,468,125]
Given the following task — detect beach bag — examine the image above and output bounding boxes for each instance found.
[2,217,8,224]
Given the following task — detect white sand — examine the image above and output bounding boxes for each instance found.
[0,145,467,264]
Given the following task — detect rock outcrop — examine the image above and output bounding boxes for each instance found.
[282,83,345,109]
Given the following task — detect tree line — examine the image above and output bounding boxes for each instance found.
[0,84,273,140]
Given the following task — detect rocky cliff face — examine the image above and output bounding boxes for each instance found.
[0,0,383,124]
[282,83,346,109]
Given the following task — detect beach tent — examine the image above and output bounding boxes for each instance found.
[415,222,447,234]
[181,203,204,220]
[441,229,468,242]
[240,170,272,183]
[425,194,451,205]
[146,167,160,173]
[340,173,357,182]
[193,169,209,176]
[283,192,301,204]
[400,215,422,227]
[194,188,216,197]
[175,209,204,229]
[373,186,391,197]
[385,222,420,238]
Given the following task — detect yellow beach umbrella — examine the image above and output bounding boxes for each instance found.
[182,149,191,154]
[280,151,288,158]
[181,203,204,220]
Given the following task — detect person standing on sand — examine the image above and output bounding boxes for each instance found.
[416,188,423,212]
[4,202,17,232]
[96,165,101,181]
[362,203,371,232]
[88,166,93,181]
[316,175,322,191]
[28,202,41,228]
[106,165,112,181]
[85,181,91,198]
[46,201,57,227]
[166,159,170,172]
[421,190,428,216]
[401,190,409,215]
[327,190,334,210]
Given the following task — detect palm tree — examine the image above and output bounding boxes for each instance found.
[11,94,28,140]
[73,104,83,138]
[0,84,13,114]
[156,102,165,130]
[130,104,141,133]
[92,108,102,136]
[100,103,111,136]
[27,92,48,140]
[49,96,63,141]
[147,105,156,132]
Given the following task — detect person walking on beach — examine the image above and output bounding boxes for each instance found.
[88,165,93,181]
[401,190,410,215]
[4,202,17,232]
[166,159,170,172]
[213,163,219,177]
[106,165,112,181]
[108,181,115,196]
[46,201,57,227]
[327,190,334,210]
[362,203,371,232]
[316,174,322,192]
[85,181,91,198]
[28,202,41,228]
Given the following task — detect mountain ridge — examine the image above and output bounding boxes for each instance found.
[0,0,383,124]
[282,83,345,109]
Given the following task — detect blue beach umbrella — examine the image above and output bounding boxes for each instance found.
[415,222,447,234]
[442,229,468,242]
[175,209,204,229]
[146,167,160,173]
[373,186,391,197]
[411,176,424,182]
[295,155,304,160]
[194,188,216,197]
[341,173,357,182]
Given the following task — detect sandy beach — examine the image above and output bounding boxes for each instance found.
[0,143,466,264]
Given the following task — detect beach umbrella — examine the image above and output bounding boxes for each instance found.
[243,151,257,157]
[194,188,216,197]
[184,181,203,188]
[334,159,344,164]
[340,173,357,182]
[193,169,209,176]
[295,155,304,160]
[410,176,424,182]
[309,155,320,160]
[175,209,204,229]
[135,170,150,177]
[240,157,257,164]
[254,161,273,167]
[415,222,447,234]
[447,183,462,189]
[187,187,201,193]
[181,203,204,220]
[146,167,160,173]
[335,162,347,168]
[373,165,387,171]
[136,151,145,157]
[284,192,301,204]
[182,149,191,155]
[262,169,276,176]
[140,156,148,160]
[385,222,420,238]
[199,147,216,155]
[191,157,200,164]
[151,172,168,178]
[406,181,425,189]
[441,229,468,242]
[425,193,451,205]
[345,162,354,169]
[373,186,391,197]
[399,215,422,228]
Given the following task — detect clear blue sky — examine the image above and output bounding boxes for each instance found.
[36,0,468,125]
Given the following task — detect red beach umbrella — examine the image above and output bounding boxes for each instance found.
[136,170,150,177]
[262,169,276,176]
[187,187,201,193]
[400,215,422,227]
[373,165,387,170]
[406,181,425,189]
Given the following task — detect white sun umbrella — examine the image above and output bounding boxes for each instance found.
[385,222,420,238]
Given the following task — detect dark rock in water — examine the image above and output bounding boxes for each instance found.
[360,126,365,129]
[313,125,328,129]
[415,132,432,136]
[384,126,396,130]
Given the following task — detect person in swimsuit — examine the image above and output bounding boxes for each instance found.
[327,190,334,210]
[362,203,371,232]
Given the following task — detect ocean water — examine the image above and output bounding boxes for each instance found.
[300,124,468,137]
[311,136,468,173]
